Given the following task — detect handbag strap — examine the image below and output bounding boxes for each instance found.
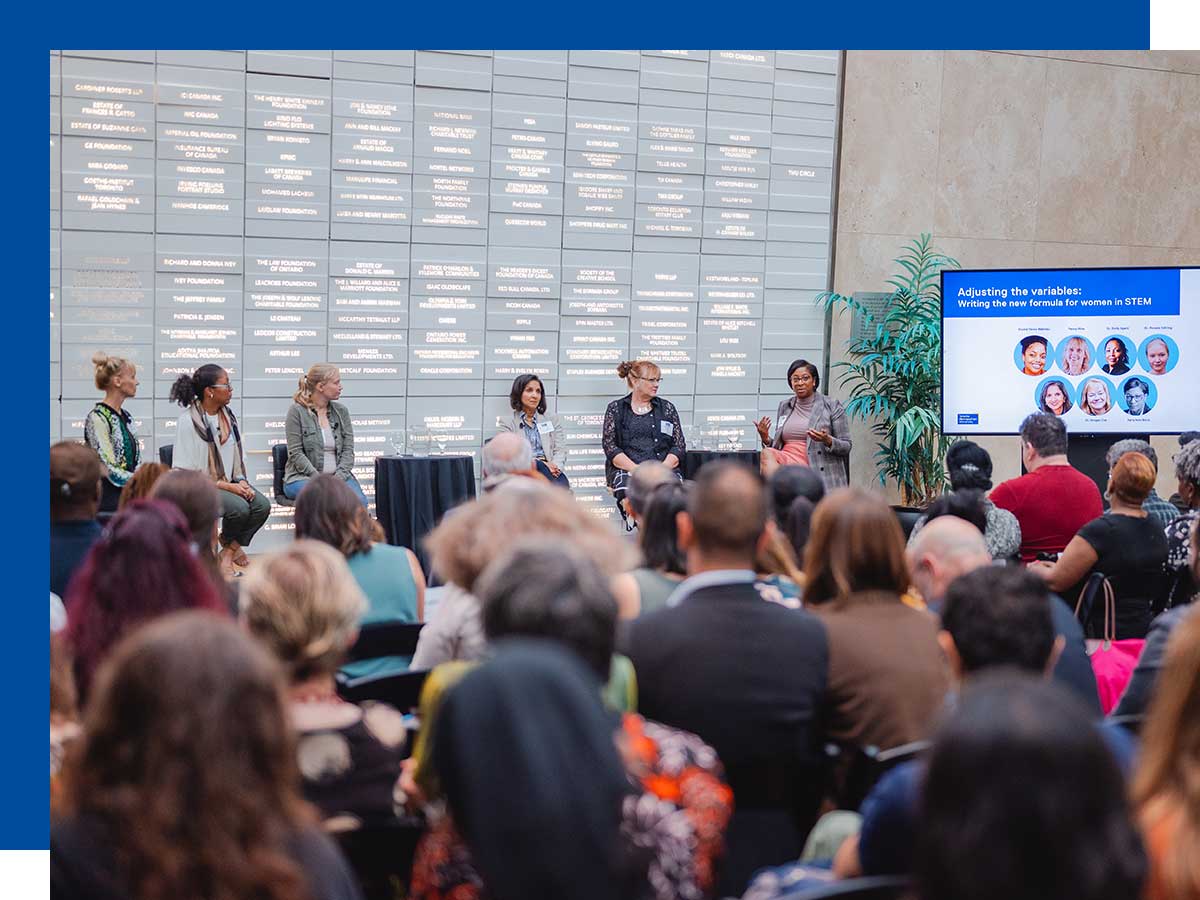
[1101,577,1116,647]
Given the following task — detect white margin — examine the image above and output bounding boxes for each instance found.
[0,851,48,899]
[1151,0,1200,48]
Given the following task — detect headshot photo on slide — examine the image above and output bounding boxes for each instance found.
[1118,376,1157,416]
[1056,335,1094,376]
[1099,335,1132,376]
[1138,334,1178,375]
[1014,335,1051,376]
[1035,377,1074,417]
[1079,376,1117,416]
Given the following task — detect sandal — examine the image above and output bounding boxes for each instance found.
[222,539,250,568]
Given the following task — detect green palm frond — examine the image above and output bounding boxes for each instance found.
[815,233,960,506]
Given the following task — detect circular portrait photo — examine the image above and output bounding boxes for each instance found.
[1056,335,1094,376]
[1013,334,1051,376]
[1078,376,1118,417]
[1138,334,1179,375]
[1099,335,1132,376]
[1035,377,1075,417]
[1118,376,1158,417]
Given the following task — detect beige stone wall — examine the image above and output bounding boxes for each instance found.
[828,50,1200,501]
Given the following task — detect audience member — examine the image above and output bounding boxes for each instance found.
[914,674,1145,900]
[294,473,426,679]
[768,464,827,523]
[1032,451,1169,638]
[240,540,406,828]
[65,499,226,701]
[619,461,830,895]
[990,413,1103,563]
[149,468,233,607]
[917,489,988,533]
[1105,439,1178,528]
[50,442,103,598]
[803,487,949,749]
[1163,439,1200,607]
[1133,609,1200,900]
[908,516,1101,713]
[624,459,677,526]
[50,628,79,813]
[52,612,364,900]
[480,431,537,491]
[783,496,816,572]
[169,364,271,567]
[907,441,1021,560]
[610,480,689,618]
[84,352,141,513]
[116,461,168,511]
[1168,431,1200,511]
[754,525,804,608]
[414,480,636,670]
[422,642,641,900]
[409,541,733,900]
[1113,514,1200,719]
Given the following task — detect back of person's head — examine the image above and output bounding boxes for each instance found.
[426,482,637,593]
[1105,438,1157,472]
[625,460,675,517]
[1132,609,1200,898]
[768,465,826,528]
[784,496,816,569]
[62,611,312,900]
[50,441,102,521]
[685,461,767,562]
[477,538,618,681]
[239,539,367,684]
[636,481,689,575]
[432,641,633,900]
[940,566,1057,675]
[1180,431,1200,448]
[292,472,376,557]
[907,515,991,606]
[803,487,909,605]
[945,440,994,491]
[1019,412,1069,458]
[150,469,220,547]
[923,489,988,534]
[1175,439,1200,495]
[482,431,534,479]
[916,673,1145,900]
[66,499,226,699]
[1109,451,1156,505]
[117,462,169,510]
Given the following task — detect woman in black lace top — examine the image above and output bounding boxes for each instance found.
[602,359,685,516]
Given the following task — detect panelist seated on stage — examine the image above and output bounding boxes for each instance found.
[496,373,569,489]
[602,359,685,514]
[283,363,367,507]
[756,358,852,489]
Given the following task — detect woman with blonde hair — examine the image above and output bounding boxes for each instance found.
[240,540,407,828]
[84,352,141,513]
[1061,335,1092,375]
[602,359,685,517]
[1133,599,1200,900]
[1081,377,1114,416]
[283,363,366,506]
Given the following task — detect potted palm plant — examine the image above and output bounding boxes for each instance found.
[816,233,960,508]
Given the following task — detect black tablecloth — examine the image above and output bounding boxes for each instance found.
[682,449,762,480]
[374,455,476,575]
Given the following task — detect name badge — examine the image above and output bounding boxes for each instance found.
[660,420,674,436]
[536,420,554,435]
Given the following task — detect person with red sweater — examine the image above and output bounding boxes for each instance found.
[989,413,1103,564]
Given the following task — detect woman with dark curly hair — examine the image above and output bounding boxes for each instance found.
[52,612,363,900]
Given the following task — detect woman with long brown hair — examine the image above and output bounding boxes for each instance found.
[52,611,363,900]
[803,487,948,750]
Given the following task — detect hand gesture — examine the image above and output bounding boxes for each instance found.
[807,428,833,447]
[755,416,772,445]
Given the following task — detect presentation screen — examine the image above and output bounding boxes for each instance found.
[941,266,1198,435]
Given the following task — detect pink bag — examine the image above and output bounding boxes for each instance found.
[1076,578,1145,714]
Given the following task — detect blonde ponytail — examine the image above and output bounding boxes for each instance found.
[292,363,340,409]
[93,351,132,391]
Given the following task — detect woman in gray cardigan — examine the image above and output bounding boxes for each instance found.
[496,373,570,488]
[755,358,852,490]
[283,363,368,506]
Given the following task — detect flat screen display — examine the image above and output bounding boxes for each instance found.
[941,266,1199,435]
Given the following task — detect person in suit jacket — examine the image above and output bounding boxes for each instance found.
[618,461,829,897]
[755,359,852,489]
[283,363,367,507]
[496,374,569,489]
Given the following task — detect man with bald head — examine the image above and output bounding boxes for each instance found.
[619,461,830,895]
[481,431,540,491]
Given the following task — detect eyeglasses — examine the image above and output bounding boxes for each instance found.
[790,374,815,383]
[211,383,232,391]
